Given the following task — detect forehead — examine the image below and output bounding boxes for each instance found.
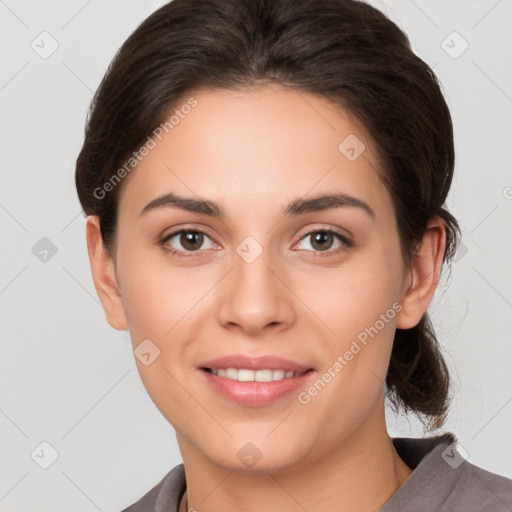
[117,85,393,224]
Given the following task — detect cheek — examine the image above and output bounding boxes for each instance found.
[298,251,402,340]
[120,270,171,341]
[296,265,400,435]
[116,250,203,422]
[292,242,403,412]
[116,241,198,339]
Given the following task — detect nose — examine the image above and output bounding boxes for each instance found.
[216,244,296,336]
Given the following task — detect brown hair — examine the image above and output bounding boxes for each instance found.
[75,0,461,431]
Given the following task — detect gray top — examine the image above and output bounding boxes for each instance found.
[121,432,512,511]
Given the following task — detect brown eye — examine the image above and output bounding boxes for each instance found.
[179,231,204,251]
[310,231,335,251]
[162,229,216,255]
[296,229,352,255]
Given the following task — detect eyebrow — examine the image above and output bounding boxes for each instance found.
[139,191,376,221]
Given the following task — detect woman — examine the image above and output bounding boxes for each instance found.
[75,0,512,510]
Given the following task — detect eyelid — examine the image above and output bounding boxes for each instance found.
[292,226,353,254]
[160,223,217,242]
[159,225,219,253]
[295,224,352,243]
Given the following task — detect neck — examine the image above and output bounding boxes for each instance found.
[177,398,413,512]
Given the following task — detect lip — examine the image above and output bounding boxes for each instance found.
[198,354,315,407]
[200,369,315,406]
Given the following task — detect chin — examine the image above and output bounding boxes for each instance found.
[195,433,314,474]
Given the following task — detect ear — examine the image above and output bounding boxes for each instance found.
[395,216,446,329]
[85,216,128,331]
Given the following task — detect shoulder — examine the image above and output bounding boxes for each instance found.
[119,464,186,512]
[384,433,512,512]
[449,456,512,511]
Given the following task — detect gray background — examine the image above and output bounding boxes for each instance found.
[1,0,511,510]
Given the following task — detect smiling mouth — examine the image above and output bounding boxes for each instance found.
[202,367,312,382]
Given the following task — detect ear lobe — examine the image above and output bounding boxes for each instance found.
[395,216,446,330]
[85,216,128,331]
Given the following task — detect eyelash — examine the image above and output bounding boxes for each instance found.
[159,227,353,259]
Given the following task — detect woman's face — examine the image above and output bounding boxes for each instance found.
[100,85,416,471]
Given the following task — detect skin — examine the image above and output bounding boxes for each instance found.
[86,85,446,512]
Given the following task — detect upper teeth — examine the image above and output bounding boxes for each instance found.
[209,368,301,382]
